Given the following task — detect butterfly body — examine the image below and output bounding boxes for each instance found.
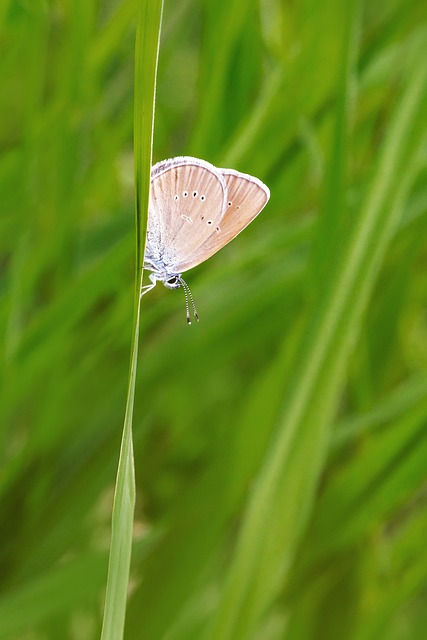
[142,156,270,321]
[143,254,181,290]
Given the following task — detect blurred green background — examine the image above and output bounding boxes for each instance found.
[1,0,427,638]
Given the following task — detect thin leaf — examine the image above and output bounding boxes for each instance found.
[100,1,163,639]
[207,19,427,640]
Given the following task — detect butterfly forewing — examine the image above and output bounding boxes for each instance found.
[148,157,227,269]
[174,168,270,273]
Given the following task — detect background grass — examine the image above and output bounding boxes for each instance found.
[1,1,427,639]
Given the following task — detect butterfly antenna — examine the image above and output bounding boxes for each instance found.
[179,278,199,324]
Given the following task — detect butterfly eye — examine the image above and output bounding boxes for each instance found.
[228,201,232,207]
[192,191,198,197]
[200,195,205,201]
[183,191,188,197]
[174,195,179,201]
[207,220,212,225]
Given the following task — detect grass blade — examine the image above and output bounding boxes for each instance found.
[207,22,427,640]
[100,1,163,638]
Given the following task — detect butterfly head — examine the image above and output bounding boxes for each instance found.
[163,274,182,290]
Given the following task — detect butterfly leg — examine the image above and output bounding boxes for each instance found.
[140,274,157,298]
[140,284,155,297]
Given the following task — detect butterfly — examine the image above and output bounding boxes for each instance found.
[141,156,270,323]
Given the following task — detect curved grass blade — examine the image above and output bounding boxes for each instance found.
[100,1,164,639]
[208,22,427,640]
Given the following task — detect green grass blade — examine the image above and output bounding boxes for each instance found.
[134,0,164,278]
[100,2,163,639]
[100,325,137,640]
[207,28,427,640]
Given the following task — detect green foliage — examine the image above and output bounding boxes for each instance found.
[1,1,427,639]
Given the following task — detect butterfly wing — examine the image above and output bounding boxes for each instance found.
[147,157,227,270]
[175,168,270,273]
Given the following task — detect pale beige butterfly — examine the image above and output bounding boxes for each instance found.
[142,156,270,323]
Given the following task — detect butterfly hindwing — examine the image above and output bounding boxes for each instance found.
[174,168,270,273]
